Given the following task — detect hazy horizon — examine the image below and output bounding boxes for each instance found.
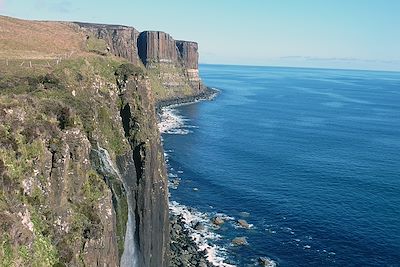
[1,0,399,71]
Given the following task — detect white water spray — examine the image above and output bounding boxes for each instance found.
[94,146,138,267]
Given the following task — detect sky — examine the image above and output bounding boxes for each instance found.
[1,0,400,71]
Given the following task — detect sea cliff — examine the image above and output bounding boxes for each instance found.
[0,15,208,266]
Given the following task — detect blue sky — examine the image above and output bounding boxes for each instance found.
[1,0,400,71]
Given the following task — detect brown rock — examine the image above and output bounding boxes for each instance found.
[212,216,225,225]
[237,219,250,229]
[231,236,248,246]
[76,22,140,64]
[258,257,276,266]
[137,31,178,65]
[176,40,199,69]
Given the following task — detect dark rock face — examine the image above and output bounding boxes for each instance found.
[76,22,140,64]
[76,22,204,99]
[0,16,208,267]
[117,74,169,267]
[0,97,120,266]
[137,31,178,65]
[176,41,199,69]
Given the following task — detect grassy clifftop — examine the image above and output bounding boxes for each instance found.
[0,15,88,59]
[0,15,169,266]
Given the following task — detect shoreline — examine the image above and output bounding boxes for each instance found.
[160,88,277,267]
[156,86,220,112]
[158,87,233,267]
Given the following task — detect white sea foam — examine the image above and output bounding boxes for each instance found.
[158,107,185,134]
[158,107,193,135]
[169,201,236,267]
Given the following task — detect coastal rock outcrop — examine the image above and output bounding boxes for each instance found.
[176,40,201,90]
[0,15,209,267]
[116,68,169,266]
[77,22,204,100]
[137,31,178,65]
[232,237,248,246]
[176,41,199,69]
[76,22,141,64]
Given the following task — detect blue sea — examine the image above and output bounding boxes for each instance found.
[161,65,400,266]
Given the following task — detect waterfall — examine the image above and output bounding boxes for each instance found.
[92,146,138,267]
[120,207,138,267]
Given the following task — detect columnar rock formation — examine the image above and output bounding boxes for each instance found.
[176,41,199,69]
[77,23,203,97]
[137,31,178,65]
[176,40,201,90]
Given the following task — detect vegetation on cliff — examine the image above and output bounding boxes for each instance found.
[0,14,205,267]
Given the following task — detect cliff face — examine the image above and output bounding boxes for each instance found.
[116,70,169,267]
[0,59,168,267]
[0,15,204,267]
[137,31,178,64]
[176,41,199,69]
[75,22,141,64]
[0,100,120,266]
[176,41,201,90]
[77,23,204,100]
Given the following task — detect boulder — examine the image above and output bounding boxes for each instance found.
[231,236,248,246]
[212,216,224,226]
[237,219,250,229]
[194,222,205,231]
[258,257,276,266]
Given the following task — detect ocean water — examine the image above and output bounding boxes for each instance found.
[161,65,400,266]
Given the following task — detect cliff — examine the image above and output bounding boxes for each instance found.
[136,31,202,98]
[75,24,204,100]
[137,31,178,64]
[0,15,205,267]
[74,22,141,65]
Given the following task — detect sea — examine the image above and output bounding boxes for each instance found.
[159,64,400,267]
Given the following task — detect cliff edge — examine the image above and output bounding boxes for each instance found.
[0,15,205,267]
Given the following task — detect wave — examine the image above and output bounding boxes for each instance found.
[169,201,236,267]
[158,107,195,135]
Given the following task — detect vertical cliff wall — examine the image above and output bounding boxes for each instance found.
[137,31,178,64]
[76,22,140,64]
[176,40,201,90]
[0,15,205,267]
[176,41,198,69]
[116,67,169,267]
[77,23,204,101]
[136,31,203,99]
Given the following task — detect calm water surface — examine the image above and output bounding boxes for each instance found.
[163,65,400,266]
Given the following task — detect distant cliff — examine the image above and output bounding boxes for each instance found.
[0,15,207,267]
[76,24,203,100]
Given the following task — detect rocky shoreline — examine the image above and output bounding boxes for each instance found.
[160,88,277,267]
[158,87,223,267]
[169,214,215,267]
[156,86,219,112]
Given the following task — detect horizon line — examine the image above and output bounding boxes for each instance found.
[199,62,400,74]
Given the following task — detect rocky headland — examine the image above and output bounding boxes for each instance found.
[0,15,214,266]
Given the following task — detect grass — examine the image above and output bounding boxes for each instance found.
[0,216,59,267]
[0,124,45,182]
[0,234,13,267]
[83,170,105,203]
[86,35,108,55]
[0,16,85,60]
[32,232,59,267]
[146,62,193,100]
[97,106,130,156]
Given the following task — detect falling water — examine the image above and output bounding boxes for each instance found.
[93,146,138,267]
